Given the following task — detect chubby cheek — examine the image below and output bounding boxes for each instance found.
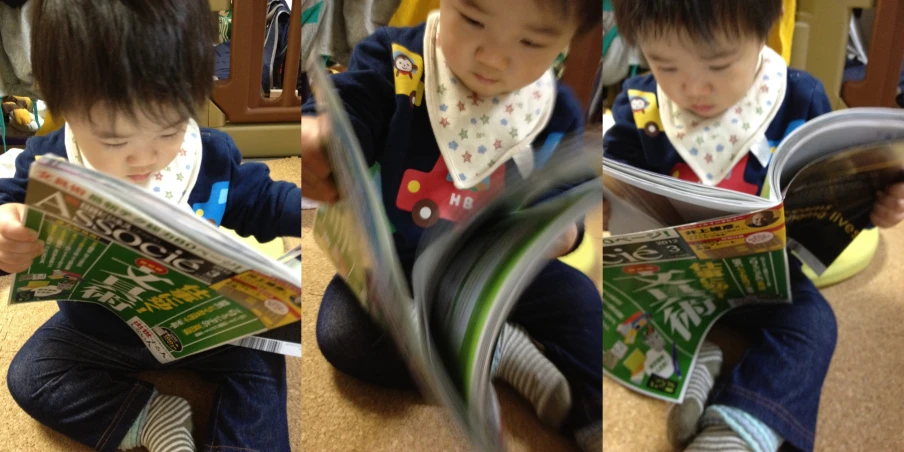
[79,148,126,178]
[443,40,470,75]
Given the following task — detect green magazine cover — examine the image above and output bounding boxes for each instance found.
[11,157,301,362]
[603,214,790,402]
[604,108,904,404]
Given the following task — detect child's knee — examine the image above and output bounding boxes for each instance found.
[316,277,375,358]
[7,342,45,412]
[546,262,601,314]
[793,294,838,360]
[810,299,838,355]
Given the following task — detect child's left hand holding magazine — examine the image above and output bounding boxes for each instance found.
[872,181,904,228]
[302,114,339,204]
[0,203,44,273]
[548,223,579,258]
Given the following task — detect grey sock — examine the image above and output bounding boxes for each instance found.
[666,341,722,448]
[118,389,153,451]
[493,322,572,429]
[685,424,753,451]
[139,393,195,452]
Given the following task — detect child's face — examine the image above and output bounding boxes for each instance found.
[67,104,188,184]
[638,31,764,118]
[438,0,577,97]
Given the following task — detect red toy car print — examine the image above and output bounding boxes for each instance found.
[396,157,505,227]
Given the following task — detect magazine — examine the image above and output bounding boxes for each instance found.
[603,107,904,402]
[307,61,602,451]
[10,157,301,362]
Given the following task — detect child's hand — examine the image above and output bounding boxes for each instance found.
[548,223,579,259]
[0,203,43,273]
[871,182,904,228]
[301,115,339,204]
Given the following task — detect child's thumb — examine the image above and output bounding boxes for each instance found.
[0,204,36,241]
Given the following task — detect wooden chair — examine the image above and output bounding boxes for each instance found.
[795,0,904,109]
[202,0,301,158]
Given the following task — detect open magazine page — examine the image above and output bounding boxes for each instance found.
[769,108,904,191]
[410,138,601,451]
[602,157,777,214]
[413,183,602,452]
[41,158,295,284]
[306,62,412,327]
[312,201,381,317]
[603,207,790,402]
[603,173,686,231]
[12,160,301,363]
[306,60,492,447]
[781,140,904,274]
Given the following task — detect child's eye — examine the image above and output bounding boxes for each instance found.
[521,40,542,48]
[709,64,731,72]
[462,14,483,28]
[659,67,678,73]
[104,142,127,149]
[161,132,180,139]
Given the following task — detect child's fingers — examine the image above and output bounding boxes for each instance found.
[876,190,904,212]
[304,149,333,181]
[301,165,338,203]
[0,242,43,273]
[0,204,38,242]
[0,258,34,274]
[0,236,43,255]
[887,182,904,199]
[871,199,904,228]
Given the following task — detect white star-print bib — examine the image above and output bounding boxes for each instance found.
[423,11,557,190]
[65,118,203,205]
[658,45,787,186]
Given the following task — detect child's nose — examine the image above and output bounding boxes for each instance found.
[475,44,508,72]
[683,78,712,98]
[127,149,157,167]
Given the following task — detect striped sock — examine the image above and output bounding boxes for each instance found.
[700,405,783,452]
[118,390,151,450]
[493,322,572,429]
[138,392,195,452]
[685,424,753,451]
[666,341,722,448]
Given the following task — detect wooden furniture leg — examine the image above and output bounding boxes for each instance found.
[841,0,904,108]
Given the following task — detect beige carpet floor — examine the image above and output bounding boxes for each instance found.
[604,223,904,450]
[0,157,301,451]
[301,204,603,451]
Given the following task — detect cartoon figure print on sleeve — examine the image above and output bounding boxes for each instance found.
[391,44,426,108]
[628,89,663,138]
[192,181,229,226]
[396,157,505,227]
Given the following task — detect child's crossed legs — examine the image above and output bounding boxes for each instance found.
[316,259,602,443]
[7,312,290,452]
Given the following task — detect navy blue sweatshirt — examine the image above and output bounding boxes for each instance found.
[0,127,301,344]
[302,23,587,272]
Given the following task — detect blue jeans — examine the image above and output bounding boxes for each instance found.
[6,311,290,452]
[711,257,838,452]
[316,259,603,432]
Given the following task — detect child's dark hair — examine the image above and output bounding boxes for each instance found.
[613,0,782,46]
[30,0,214,124]
[540,0,602,34]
